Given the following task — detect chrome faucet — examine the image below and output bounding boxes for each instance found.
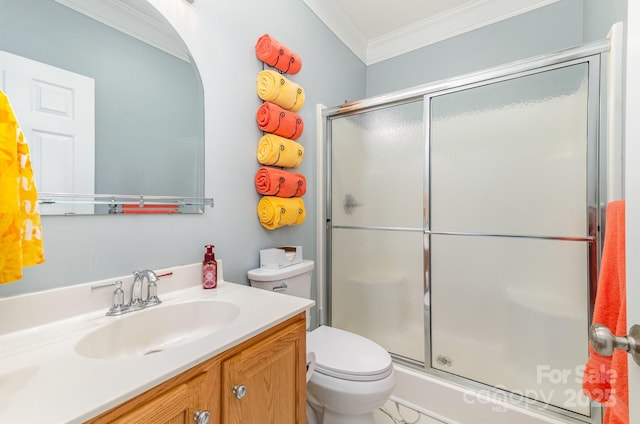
[101,269,162,316]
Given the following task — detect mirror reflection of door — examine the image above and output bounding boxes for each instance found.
[1,51,95,215]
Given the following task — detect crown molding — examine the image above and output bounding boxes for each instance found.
[367,0,560,64]
[301,0,369,63]
[54,0,191,62]
[304,0,560,66]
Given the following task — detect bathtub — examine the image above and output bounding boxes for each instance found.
[377,364,597,424]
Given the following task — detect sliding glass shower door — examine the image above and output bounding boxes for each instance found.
[326,45,605,421]
[428,60,597,416]
[329,101,426,362]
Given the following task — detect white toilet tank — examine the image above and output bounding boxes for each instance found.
[248,260,314,297]
[248,260,314,326]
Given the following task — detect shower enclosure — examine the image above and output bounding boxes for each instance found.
[323,41,612,423]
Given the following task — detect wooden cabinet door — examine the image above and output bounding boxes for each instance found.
[221,321,306,424]
[85,314,305,424]
[110,373,208,424]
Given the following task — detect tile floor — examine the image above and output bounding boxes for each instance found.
[374,399,447,424]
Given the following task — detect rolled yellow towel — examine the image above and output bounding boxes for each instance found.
[257,134,304,168]
[257,196,306,230]
[256,70,305,112]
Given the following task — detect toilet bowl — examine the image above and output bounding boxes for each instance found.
[248,260,397,424]
[306,325,396,424]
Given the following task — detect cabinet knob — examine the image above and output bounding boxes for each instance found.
[193,409,210,424]
[232,384,247,399]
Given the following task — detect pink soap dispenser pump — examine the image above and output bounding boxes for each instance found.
[202,244,218,289]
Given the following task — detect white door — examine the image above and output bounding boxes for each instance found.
[626,2,640,422]
[0,50,95,215]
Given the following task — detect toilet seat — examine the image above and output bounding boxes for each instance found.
[307,326,393,382]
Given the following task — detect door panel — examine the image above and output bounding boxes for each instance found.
[330,101,424,229]
[626,1,640,420]
[430,64,589,238]
[331,228,425,362]
[0,50,95,215]
[428,60,596,418]
[430,235,590,415]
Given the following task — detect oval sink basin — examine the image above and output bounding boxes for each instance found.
[75,300,240,360]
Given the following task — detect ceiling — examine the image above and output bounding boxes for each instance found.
[302,0,560,65]
[55,0,560,66]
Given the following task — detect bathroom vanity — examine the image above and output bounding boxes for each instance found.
[87,313,306,423]
[0,264,313,423]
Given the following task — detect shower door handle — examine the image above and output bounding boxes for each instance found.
[589,323,640,366]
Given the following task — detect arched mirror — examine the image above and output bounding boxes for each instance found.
[0,0,207,215]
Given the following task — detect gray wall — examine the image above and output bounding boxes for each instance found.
[1,0,203,197]
[365,0,628,98]
[0,0,365,299]
[0,0,626,309]
[366,0,585,97]
[583,0,628,42]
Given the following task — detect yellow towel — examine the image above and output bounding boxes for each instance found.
[257,196,306,230]
[0,90,45,284]
[257,134,304,168]
[256,70,305,112]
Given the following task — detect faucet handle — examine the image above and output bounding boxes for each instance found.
[128,271,145,310]
[137,269,162,307]
[145,279,161,307]
[106,281,127,316]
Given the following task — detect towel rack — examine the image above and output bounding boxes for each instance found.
[37,192,214,211]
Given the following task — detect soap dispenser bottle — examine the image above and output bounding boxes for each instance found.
[202,244,218,289]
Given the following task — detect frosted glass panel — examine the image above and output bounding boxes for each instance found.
[430,235,590,415]
[430,64,589,237]
[331,101,424,229]
[331,228,425,362]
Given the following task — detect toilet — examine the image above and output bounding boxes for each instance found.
[248,260,397,424]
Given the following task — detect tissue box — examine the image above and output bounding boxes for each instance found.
[260,246,302,269]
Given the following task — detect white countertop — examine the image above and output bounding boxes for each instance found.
[0,263,314,423]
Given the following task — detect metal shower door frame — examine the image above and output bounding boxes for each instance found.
[323,40,609,424]
[423,55,603,424]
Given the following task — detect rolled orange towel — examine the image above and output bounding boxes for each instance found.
[256,102,303,140]
[256,70,305,112]
[255,33,302,74]
[255,166,306,198]
[257,196,306,230]
[256,134,304,168]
